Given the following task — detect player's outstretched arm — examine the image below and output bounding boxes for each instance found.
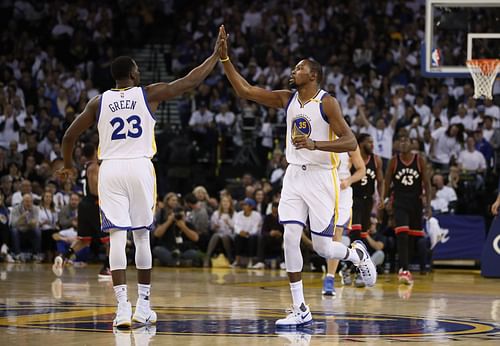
[293,95,356,152]
[219,26,290,109]
[145,26,224,106]
[60,96,99,172]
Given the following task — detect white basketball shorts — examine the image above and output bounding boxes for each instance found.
[98,157,156,232]
[336,186,353,229]
[278,164,339,237]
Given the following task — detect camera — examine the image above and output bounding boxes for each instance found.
[173,207,184,220]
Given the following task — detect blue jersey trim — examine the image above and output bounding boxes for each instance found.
[319,92,329,124]
[284,92,296,114]
[141,87,157,121]
[279,219,306,228]
[96,95,103,122]
[131,223,154,231]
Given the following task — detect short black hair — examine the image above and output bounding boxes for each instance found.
[357,133,371,144]
[306,59,323,85]
[184,193,198,205]
[111,56,135,80]
[82,143,96,159]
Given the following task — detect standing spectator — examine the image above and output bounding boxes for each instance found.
[358,103,397,168]
[450,104,474,131]
[431,125,463,170]
[9,194,41,261]
[233,198,261,268]
[0,104,20,149]
[205,195,235,266]
[214,103,235,135]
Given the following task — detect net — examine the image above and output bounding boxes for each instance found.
[466,59,500,99]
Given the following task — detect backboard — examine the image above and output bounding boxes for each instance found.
[423,0,500,78]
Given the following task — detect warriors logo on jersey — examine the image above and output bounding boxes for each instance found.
[292,116,312,140]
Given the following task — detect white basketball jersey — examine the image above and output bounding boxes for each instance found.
[337,152,351,180]
[285,89,338,169]
[97,87,156,160]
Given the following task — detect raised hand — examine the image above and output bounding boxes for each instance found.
[219,25,229,59]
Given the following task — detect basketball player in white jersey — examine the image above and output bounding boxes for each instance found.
[57,27,225,328]
[322,147,365,296]
[218,26,377,328]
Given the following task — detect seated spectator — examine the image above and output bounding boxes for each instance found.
[0,193,11,261]
[9,194,41,261]
[450,104,474,131]
[152,205,202,267]
[365,218,386,271]
[473,129,494,168]
[0,176,13,207]
[251,202,283,269]
[458,137,487,175]
[0,104,20,149]
[6,140,23,168]
[184,193,210,249]
[193,185,216,216]
[254,189,268,216]
[11,179,40,206]
[431,174,457,214]
[214,103,235,134]
[204,195,235,267]
[233,198,261,267]
[39,190,59,261]
[58,192,80,230]
[52,228,89,264]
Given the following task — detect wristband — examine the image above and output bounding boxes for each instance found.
[220,56,230,62]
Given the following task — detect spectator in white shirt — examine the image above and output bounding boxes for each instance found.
[214,103,235,134]
[414,94,431,127]
[204,195,235,267]
[458,136,486,173]
[431,174,457,214]
[233,198,261,267]
[11,179,41,206]
[431,124,463,169]
[189,102,214,134]
[482,115,496,143]
[429,104,449,132]
[484,98,500,126]
[343,96,358,125]
[450,104,474,131]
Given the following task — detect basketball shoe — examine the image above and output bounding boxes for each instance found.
[351,240,377,287]
[52,255,64,277]
[275,304,313,328]
[398,269,414,285]
[132,299,157,324]
[321,275,336,296]
[113,301,132,328]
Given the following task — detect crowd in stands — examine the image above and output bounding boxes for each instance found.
[0,1,499,275]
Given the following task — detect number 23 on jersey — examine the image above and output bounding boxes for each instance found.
[110,115,143,140]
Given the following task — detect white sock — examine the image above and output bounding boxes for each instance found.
[344,248,361,265]
[138,284,151,303]
[326,273,335,278]
[290,280,305,309]
[114,284,128,304]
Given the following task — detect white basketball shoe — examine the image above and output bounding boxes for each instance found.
[113,301,132,328]
[351,240,377,287]
[132,300,157,324]
[275,304,313,328]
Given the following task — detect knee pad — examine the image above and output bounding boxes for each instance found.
[133,229,152,270]
[109,230,128,271]
[283,223,303,272]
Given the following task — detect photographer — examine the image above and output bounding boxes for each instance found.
[152,202,203,267]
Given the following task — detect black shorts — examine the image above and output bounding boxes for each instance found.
[394,197,423,236]
[351,196,373,233]
[77,196,105,240]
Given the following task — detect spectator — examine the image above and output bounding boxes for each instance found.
[152,205,202,267]
[192,186,216,216]
[9,194,41,261]
[6,140,23,168]
[58,192,79,230]
[184,193,210,249]
[254,189,268,216]
[39,190,59,261]
[458,137,487,174]
[233,198,261,268]
[431,174,458,214]
[11,179,40,206]
[0,104,20,149]
[474,129,494,168]
[251,202,283,269]
[0,192,10,261]
[214,103,235,135]
[450,104,474,131]
[205,195,235,267]
[431,125,463,170]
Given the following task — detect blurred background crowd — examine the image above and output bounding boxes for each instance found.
[0,0,498,272]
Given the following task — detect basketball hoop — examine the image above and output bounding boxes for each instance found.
[466,59,500,100]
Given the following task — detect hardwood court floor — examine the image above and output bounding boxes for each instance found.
[0,263,499,345]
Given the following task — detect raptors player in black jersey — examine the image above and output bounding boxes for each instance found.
[351,133,384,240]
[53,144,110,278]
[384,135,431,285]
